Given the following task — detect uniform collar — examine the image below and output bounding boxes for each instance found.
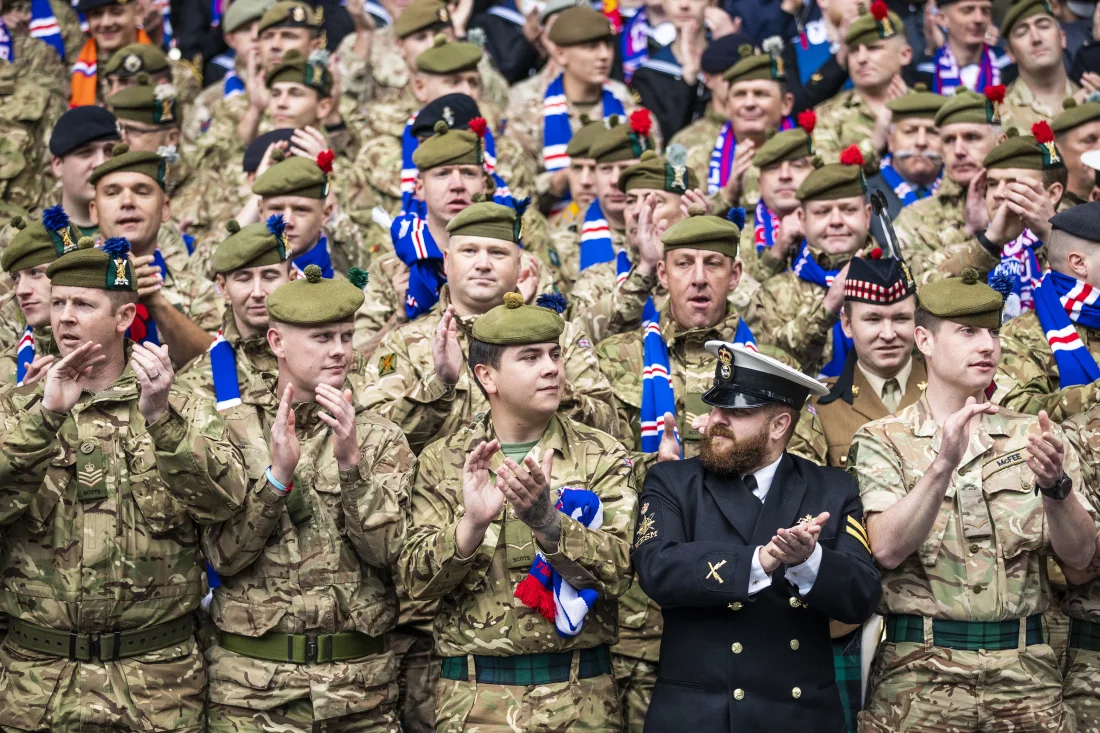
[660,304,743,350]
[223,307,278,374]
[856,357,913,404]
[910,392,1010,443]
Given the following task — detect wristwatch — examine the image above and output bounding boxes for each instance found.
[975,229,1001,256]
[1036,472,1073,500]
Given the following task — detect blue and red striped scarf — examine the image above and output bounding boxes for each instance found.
[1032,269,1100,388]
[542,74,625,173]
[792,241,853,378]
[932,42,1001,95]
[708,117,794,195]
[15,325,34,386]
[209,329,241,410]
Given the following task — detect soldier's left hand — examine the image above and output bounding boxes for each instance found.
[822,262,851,315]
[315,383,360,470]
[498,449,558,531]
[1027,410,1065,490]
[1002,178,1056,242]
[21,353,54,387]
[767,512,829,567]
[290,127,329,161]
[131,341,174,425]
[657,412,681,462]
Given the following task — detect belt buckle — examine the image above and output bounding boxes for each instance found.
[87,633,100,662]
[305,634,318,663]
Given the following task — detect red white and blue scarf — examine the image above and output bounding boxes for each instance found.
[878,154,941,207]
[392,206,446,319]
[707,117,794,195]
[291,235,333,279]
[754,199,782,252]
[579,199,614,270]
[15,325,34,386]
[29,0,65,58]
[542,74,625,173]
[1033,269,1100,388]
[932,42,1001,95]
[987,229,1041,319]
[127,247,169,345]
[400,113,510,213]
[792,241,853,378]
[209,329,241,410]
[620,6,649,82]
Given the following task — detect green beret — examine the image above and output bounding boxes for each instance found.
[845,4,905,47]
[394,0,451,38]
[266,264,364,324]
[1,207,79,273]
[1052,98,1100,136]
[222,0,268,33]
[588,113,655,163]
[412,121,484,171]
[416,36,482,74]
[797,157,867,202]
[102,43,170,77]
[265,48,332,97]
[886,85,947,122]
[565,118,605,159]
[1001,0,1054,38]
[617,148,699,194]
[724,52,785,85]
[983,126,1065,170]
[934,89,993,127]
[258,0,323,33]
[89,142,167,188]
[447,196,524,243]
[546,6,613,47]
[252,152,332,199]
[472,292,565,345]
[46,237,137,292]
[212,218,289,274]
[108,77,180,127]
[753,128,814,169]
[917,267,1004,329]
[661,211,741,259]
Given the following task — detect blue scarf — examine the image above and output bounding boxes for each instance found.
[1033,269,1100,388]
[487,0,524,25]
[209,329,241,410]
[621,7,649,83]
[792,242,853,378]
[0,20,12,62]
[362,0,392,26]
[400,115,511,214]
[987,229,1041,320]
[542,74,625,173]
[182,232,195,255]
[878,155,941,207]
[579,199,614,271]
[128,249,170,345]
[932,41,1001,95]
[392,209,446,319]
[708,117,794,195]
[15,325,33,386]
[292,235,333,279]
[29,0,65,58]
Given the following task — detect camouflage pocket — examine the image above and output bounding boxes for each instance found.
[616,582,652,630]
[206,643,279,709]
[313,649,399,720]
[985,468,1044,560]
[126,435,191,535]
[120,640,206,732]
[0,636,66,729]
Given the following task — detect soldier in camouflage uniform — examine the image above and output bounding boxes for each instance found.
[851,270,1098,733]
[998,0,1079,133]
[666,34,741,180]
[399,291,637,732]
[0,236,250,732]
[0,57,66,217]
[1057,409,1100,733]
[546,117,605,292]
[812,6,911,175]
[506,6,637,211]
[745,150,874,376]
[2,0,82,88]
[89,145,222,367]
[101,43,200,122]
[996,202,1100,420]
[893,90,1002,283]
[200,265,413,732]
[0,208,80,386]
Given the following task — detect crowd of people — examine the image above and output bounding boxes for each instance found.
[0,0,1099,729]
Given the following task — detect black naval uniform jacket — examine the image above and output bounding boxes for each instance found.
[632,452,881,733]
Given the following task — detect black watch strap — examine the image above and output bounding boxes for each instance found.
[976,230,1001,256]
[1036,472,1072,500]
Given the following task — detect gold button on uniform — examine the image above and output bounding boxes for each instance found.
[789,639,799,651]
[728,602,742,611]
[731,643,742,654]
[734,689,745,700]
[789,597,801,608]
[970,543,980,553]
[792,687,801,699]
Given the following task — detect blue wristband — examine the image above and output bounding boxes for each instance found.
[265,466,292,494]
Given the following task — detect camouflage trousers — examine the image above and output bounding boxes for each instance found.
[0,636,205,732]
[1064,647,1100,733]
[388,627,440,733]
[611,654,657,733]
[207,698,400,732]
[858,640,1072,733]
[434,657,623,732]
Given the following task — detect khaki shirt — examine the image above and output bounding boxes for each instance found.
[812,89,883,173]
[1059,409,1100,624]
[1000,77,1079,133]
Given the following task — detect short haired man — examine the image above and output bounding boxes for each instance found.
[667,33,745,171]
[200,265,414,732]
[89,145,222,367]
[913,0,1010,94]
[0,207,81,385]
[547,116,603,236]
[997,201,1100,420]
[633,343,881,732]
[895,89,1004,281]
[108,78,195,203]
[0,236,248,732]
[1051,97,1100,206]
[399,292,637,731]
[999,0,1080,131]
[851,269,1097,732]
[365,197,617,454]
[100,42,200,112]
[44,106,122,241]
[864,86,946,244]
[745,148,873,378]
[814,4,912,172]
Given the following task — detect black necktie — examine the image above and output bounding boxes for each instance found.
[743,474,761,505]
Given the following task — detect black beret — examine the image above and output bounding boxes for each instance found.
[242,128,297,173]
[49,106,121,158]
[74,0,126,12]
[1049,200,1100,242]
[410,93,481,138]
[700,32,753,75]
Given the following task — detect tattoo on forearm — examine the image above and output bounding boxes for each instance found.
[521,488,561,547]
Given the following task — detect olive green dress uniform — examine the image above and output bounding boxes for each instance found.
[201,266,413,732]
[399,294,638,732]
[852,271,1086,733]
[0,239,251,733]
